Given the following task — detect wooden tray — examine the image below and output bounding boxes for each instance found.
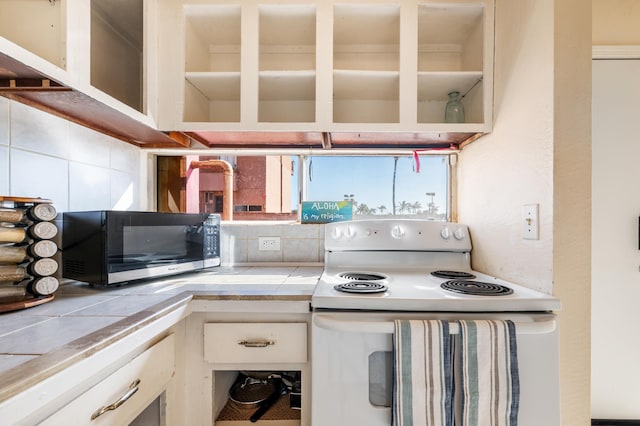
[0,294,54,313]
[0,196,53,204]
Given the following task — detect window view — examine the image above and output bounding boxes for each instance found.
[303,155,448,220]
[157,154,449,221]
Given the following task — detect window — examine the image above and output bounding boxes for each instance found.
[157,154,450,221]
[301,155,448,220]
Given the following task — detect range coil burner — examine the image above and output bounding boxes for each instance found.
[430,270,476,279]
[441,280,514,296]
[338,272,387,281]
[334,282,388,294]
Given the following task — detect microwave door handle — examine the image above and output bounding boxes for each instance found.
[313,315,557,335]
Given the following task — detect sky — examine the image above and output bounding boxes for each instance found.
[291,155,448,216]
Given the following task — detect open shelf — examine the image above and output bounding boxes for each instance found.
[417,4,484,72]
[258,5,316,123]
[184,72,240,123]
[165,0,493,138]
[333,70,399,123]
[417,4,485,124]
[184,5,241,123]
[333,4,399,124]
[417,71,483,124]
[259,70,315,123]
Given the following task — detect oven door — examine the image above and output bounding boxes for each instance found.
[311,312,560,426]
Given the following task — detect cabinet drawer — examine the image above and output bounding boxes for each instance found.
[204,322,307,364]
[41,334,175,426]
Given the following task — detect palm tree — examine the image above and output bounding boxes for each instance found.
[392,157,398,215]
[398,201,410,214]
[356,203,371,215]
[412,201,422,214]
[377,205,387,215]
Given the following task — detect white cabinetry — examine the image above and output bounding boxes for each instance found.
[0,0,66,70]
[183,301,311,426]
[204,322,307,364]
[158,0,493,134]
[42,334,175,426]
[0,0,162,135]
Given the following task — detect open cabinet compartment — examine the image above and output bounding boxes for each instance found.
[214,370,302,426]
[333,4,400,124]
[91,0,144,113]
[0,0,66,69]
[258,4,316,123]
[184,4,241,122]
[417,3,485,124]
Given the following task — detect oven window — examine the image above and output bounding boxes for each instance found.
[369,351,393,407]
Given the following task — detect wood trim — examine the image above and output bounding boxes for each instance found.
[592,45,640,59]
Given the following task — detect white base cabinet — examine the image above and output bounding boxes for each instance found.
[40,334,175,426]
[182,301,311,426]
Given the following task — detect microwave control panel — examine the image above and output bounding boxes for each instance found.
[203,214,220,258]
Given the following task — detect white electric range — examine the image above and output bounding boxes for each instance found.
[311,219,561,426]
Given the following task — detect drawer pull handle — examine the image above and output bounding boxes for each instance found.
[238,339,275,348]
[90,379,141,420]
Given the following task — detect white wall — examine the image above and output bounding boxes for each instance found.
[0,97,143,212]
[457,0,554,293]
[457,0,591,423]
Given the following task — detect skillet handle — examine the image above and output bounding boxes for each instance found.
[250,380,286,423]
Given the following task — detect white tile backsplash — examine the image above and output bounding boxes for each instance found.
[0,146,8,194]
[110,169,140,210]
[0,97,8,146]
[68,123,111,167]
[9,149,69,207]
[10,102,70,158]
[2,99,143,212]
[110,140,140,173]
[69,162,111,211]
[221,222,324,265]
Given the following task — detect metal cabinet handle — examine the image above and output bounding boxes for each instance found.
[90,379,141,420]
[237,339,275,348]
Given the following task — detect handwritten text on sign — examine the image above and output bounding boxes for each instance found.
[301,201,353,223]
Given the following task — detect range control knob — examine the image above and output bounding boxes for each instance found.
[454,227,466,240]
[343,226,356,239]
[440,226,451,239]
[391,225,405,239]
[330,227,342,239]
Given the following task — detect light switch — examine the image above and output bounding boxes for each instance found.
[522,204,539,240]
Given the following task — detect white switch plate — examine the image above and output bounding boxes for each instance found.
[522,204,539,240]
[258,236,281,251]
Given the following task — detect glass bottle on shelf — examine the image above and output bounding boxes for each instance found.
[444,91,465,123]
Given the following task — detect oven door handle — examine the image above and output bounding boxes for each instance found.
[313,315,557,335]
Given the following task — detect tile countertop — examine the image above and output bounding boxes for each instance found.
[0,265,321,403]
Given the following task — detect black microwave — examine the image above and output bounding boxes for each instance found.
[62,211,220,287]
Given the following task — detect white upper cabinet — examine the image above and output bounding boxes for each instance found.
[417,3,485,125]
[0,0,68,81]
[158,0,494,134]
[0,0,176,145]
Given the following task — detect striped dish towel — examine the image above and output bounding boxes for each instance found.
[456,320,520,426]
[393,320,454,426]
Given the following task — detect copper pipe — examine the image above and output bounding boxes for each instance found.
[190,160,234,220]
